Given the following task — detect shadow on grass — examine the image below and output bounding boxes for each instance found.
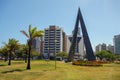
[0,64,6,66]
[1,69,26,74]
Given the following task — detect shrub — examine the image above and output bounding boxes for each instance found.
[72,60,102,66]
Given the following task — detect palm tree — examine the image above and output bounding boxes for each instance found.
[0,46,9,62]
[20,25,44,69]
[4,38,20,65]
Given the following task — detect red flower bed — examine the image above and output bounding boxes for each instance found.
[72,60,103,66]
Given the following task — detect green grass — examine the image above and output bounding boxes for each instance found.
[0,60,120,80]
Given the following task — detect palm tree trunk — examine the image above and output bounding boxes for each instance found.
[26,45,31,69]
[8,51,12,65]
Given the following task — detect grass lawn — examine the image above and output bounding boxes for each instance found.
[0,60,120,80]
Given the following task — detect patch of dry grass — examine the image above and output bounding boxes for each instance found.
[0,60,120,80]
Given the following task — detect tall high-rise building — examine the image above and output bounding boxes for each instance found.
[101,43,107,51]
[95,44,101,52]
[32,38,37,50]
[63,32,67,52]
[107,44,114,54]
[40,37,44,55]
[43,25,67,58]
[96,43,114,54]
[31,37,44,54]
[32,37,40,53]
[114,34,120,55]
[95,43,107,52]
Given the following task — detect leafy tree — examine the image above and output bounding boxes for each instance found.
[20,25,44,70]
[115,55,120,61]
[105,51,115,61]
[56,51,68,58]
[96,51,107,60]
[96,50,115,61]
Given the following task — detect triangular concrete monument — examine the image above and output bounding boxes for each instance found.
[68,8,96,61]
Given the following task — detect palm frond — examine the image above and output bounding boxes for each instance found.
[20,30,29,38]
[31,27,37,38]
[31,30,44,39]
[8,38,20,50]
[29,25,32,38]
[37,30,44,36]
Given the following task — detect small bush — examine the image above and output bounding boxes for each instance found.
[114,61,120,64]
[72,60,102,66]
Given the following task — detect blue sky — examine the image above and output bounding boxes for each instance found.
[0,0,120,49]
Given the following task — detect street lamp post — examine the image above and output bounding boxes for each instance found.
[54,39,57,69]
[48,48,50,59]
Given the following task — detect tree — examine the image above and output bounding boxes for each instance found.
[96,50,115,61]
[22,44,29,63]
[31,49,40,59]
[56,51,68,59]
[15,44,29,63]
[105,50,115,61]
[96,51,107,60]
[4,38,20,65]
[115,55,120,61]
[20,25,44,70]
[0,46,9,62]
